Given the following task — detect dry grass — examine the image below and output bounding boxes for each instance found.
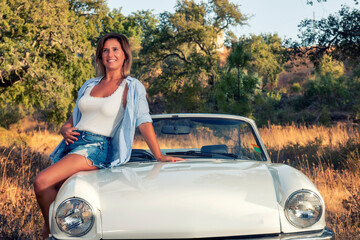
[260,122,360,151]
[305,167,360,238]
[0,119,58,239]
[260,122,360,239]
[0,118,359,239]
[0,118,62,154]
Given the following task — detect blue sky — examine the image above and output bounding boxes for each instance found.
[107,0,358,40]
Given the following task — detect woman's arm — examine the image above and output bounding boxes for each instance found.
[138,122,185,162]
[60,115,80,145]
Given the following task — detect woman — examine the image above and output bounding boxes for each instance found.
[34,33,183,239]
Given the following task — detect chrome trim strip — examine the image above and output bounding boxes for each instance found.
[208,227,334,240]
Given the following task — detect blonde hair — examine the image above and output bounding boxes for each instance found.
[95,33,132,78]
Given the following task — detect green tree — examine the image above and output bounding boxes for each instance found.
[253,91,282,126]
[126,10,159,76]
[0,0,148,125]
[227,41,251,99]
[244,34,286,91]
[295,4,360,66]
[301,55,349,120]
[68,0,109,46]
[318,54,344,78]
[288,0,360,124]
[215,41,258,116]
[138,0,247,113]
[215,33,287,120]
[0,0,100,124]
[215,72,259,116]
[215,44,259,116]
[225,34,288,124]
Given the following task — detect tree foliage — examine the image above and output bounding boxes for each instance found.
[0,0,141,125]
[0,0,99,124]
[284,0,360,124]
[317,54,344,78]
[2,0,358,128]
[245,34,286,91]
[215,34,288,120]
[215,41,258,116]
[138,0,247,113]
[294,4,360,66]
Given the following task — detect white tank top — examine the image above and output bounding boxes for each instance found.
[75,80,126,137]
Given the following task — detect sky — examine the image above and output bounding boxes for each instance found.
[106,0,358,41]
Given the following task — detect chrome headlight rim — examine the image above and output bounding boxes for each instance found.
[55,197,94,237]
[284,189,323,228]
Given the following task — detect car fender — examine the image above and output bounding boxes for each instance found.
[266,163,327,233]
[49,170,102,240]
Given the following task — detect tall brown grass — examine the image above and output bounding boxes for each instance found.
[0,119,359,239]
[261,122,360,239]
[0,120,60,239]
[260,122,360,151]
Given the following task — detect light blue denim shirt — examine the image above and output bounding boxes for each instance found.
[49,76,152,167]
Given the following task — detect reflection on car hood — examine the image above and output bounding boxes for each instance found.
[77,160,280,239]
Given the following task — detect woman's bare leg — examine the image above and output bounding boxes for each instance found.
[34,154,98,239]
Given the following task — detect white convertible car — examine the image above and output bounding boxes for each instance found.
[49,114,334,240]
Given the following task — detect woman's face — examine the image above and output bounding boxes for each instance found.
[102,38,125,73]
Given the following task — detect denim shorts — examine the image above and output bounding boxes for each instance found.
[51,130,111,168]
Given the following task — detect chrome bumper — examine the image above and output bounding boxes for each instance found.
[217,227,334,240]
[277,227,334,240]
[50,227,334,240]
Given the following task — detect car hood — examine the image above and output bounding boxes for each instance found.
[73,160,280,239]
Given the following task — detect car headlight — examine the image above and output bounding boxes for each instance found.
[284,190,323,228]
[55,197,94,236]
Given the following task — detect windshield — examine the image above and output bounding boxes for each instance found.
[132,117,266,162]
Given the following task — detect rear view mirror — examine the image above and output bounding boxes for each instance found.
[161,125,191,135]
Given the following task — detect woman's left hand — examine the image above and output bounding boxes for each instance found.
[156,154,186,163]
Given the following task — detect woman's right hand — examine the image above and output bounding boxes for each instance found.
[60,126,80,145]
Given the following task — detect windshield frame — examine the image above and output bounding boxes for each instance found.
[137,113,271,163]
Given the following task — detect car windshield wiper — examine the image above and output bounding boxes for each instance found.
[203,152,238,159]
[166,151,238,159]
[166,151,212,158]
